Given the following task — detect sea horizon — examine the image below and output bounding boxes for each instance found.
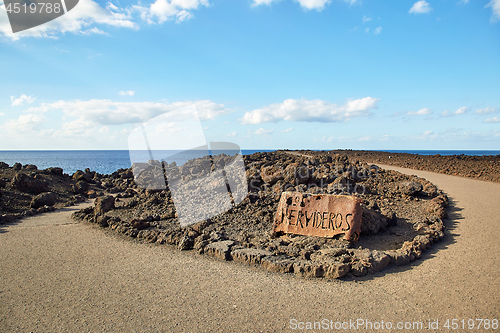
[0,149,499,175]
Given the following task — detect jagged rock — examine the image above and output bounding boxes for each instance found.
[386,250,411,266]
[260,255,294,273]
[72,170,92,182]
[310,248,347,261]
[260,166,284,185]
[231,248,272,264]
[400,181,423,196]
[191,219,213,234]
[0,162,9,168]
[131,219,150,230]
[45,167,64,176]
[367,251,391,273]
[361,207,389,234]
[426,196,448,219]
[72,180,89,194]
[94,195,115,215]
[178,235,194,251]
[293,261,325,278]
[30,192,57,209]
[205,240,235,260]
[23,164,38,170]
[11,172,49,194]
[96,215,110,227]
[350,261,368,276]
[323,262,350,279]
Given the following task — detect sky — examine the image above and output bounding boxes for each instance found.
[0,0,499,151]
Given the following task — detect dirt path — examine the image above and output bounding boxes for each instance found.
[1,166,499,332]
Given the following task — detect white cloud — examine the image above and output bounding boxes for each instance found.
[365,27,370,33]
[119,90,135,96]
[80,27,108,35]
[296,0,331,11]
[0,0,138,40]
[26,99,231,125]
[485,117,500,123]
[409,0,432,14]
[252,0,280,6]
[475,107,498,114]
[281,127,293,133]
[135,0,209,24]
[2,113,48,133]
[227,131,237,136]
[10,94,35,106]
[0,112,4,116]
[441,106,468,117]
[253,0,359,10]
[486,0,500,22]
[254,128,274,135]
[374,26,382,35]
[1,98,231,147]
[407,108,432,116]
[240,97,379,124]
[362,15,371,23]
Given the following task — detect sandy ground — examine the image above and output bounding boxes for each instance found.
[0,165,499,332]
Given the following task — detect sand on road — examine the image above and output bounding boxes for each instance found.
[1,166,499,332]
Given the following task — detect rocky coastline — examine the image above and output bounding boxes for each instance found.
[0,150,450,279]
[296,150,500,183]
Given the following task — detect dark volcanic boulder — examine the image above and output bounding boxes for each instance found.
[72,180,89,194]
[361,207,389,234]
[399,181,423,196]
[46,167,64,176]
[94,195,115,215]
[23,164,38,170]
[0,162,9,169]
[0,179,6,188]
[13,163,22,171]
[72,170,93,182]
[30,192,58,209]
[11,172,49,194]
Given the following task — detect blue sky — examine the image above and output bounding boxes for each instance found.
[0,0,499,150]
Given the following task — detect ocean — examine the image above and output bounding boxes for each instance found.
[0,149,498,175]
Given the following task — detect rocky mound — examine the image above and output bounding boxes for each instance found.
[0,163,107,224]
[296,150,500,183]
[72,151,448,279]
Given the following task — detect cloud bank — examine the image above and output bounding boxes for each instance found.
[10,94,35,106]
[252,0,359,11]
[240,97,379,124]
[0,0,208,40]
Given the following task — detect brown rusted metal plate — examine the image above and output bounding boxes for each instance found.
[273,192,362,242]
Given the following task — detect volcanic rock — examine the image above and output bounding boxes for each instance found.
[72,180,89,194]
[94,195,115,215]
[30,192,58,209]
[45,167,64,176]
[400,181,423,196]
[231,248,272,265]
[260,255,294,273]
[11,172,49,194]
[204,240,235,260]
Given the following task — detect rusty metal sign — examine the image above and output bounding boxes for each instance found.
[273,192,362,242]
